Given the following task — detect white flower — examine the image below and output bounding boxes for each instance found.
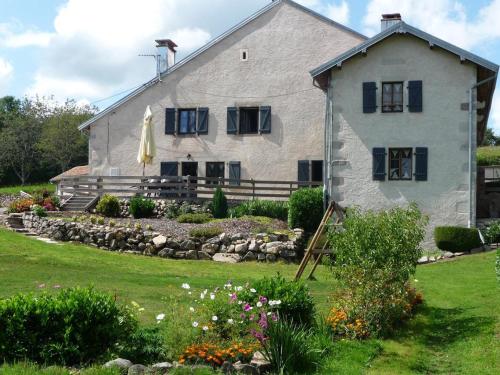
[235,286,243,291]
[250,288,256,293]
[256,302,263,308]
[200,293,205,299]
[227,319,234,324]
[414,279,419,283]
[238,301,243,305]
[269,300,282,306]
[192,321,199,327]
[210,293,215,300]
[202,325,209,331]
[212,315,218,321]
[267,312,272,316]
[224,283,232,289]
[189,307,195,312]
[181,283,190,289]
[188,291,192,295]
[156,313,165,321]
[138,307,145,312]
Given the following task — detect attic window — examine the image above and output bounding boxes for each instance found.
[240,49,248,61]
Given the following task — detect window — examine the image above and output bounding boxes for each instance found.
[389,148,412,180]
[239,107,259,134]
[382,82,403,112]
[311,161,323,182]
[240,49,248,61]
[178,109,196,134]
[206,162,224,184]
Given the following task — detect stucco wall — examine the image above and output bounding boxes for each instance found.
[327,34,477,243]
[88,2,364,182]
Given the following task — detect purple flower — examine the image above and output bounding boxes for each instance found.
[243,303,253,312]
[258,313,268,329]
[271,312,278,322]
[230,293,237,302]
[259,296,268,304]
[240,313,246,319]
[249,314,255,321]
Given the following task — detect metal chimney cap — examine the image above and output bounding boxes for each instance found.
[155,39,178,51]
[381,13,401,20]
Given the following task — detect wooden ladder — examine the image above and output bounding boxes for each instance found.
[294,201,344,281]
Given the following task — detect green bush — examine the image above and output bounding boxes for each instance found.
[0,287,137,366]
[288,187,323,232]
[212,187,228,219]
[32,204,47,217]
[328,204,428,336]
[95,194,120,218]
[434,226,482,252]
[177,213,212,224]
[260,318,322,374]
[189,226,223,238]
[477,146,500,166]
[484,221,500,244]
[114,326,166,365]
[229,200,288,221]
[164,202,179,219]
[129,196,155,218]
[239,274,315,327]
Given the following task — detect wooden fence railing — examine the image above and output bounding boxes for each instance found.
[58,175,322,201]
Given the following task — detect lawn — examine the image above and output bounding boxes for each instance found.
[0,183,55,195]
[0,228,498,374]
[477,146,500,166]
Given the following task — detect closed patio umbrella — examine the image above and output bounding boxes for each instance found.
[137,105,156,176]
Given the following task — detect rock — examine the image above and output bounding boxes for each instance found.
[219,232,230,245]
[257,253,266,261]
[104,358,133,373]
[231,233,244,241]
[443,251,454,258]
[235,243,248,254]
[221,361,235,374]
[233,361,258,375]
[185,250,198,260]
[152,235,167,249]
[227,244,235,253]
[173,251,187,259]
[157,248,173,258]
[198,251,212,260]
[180,239,196,250]
[201,242,219,254]
[137,242,146,251]
[243,251,256,261]
[454,252,465,256]
[248,240,258,252]
[151,362,173,374]
[417,256,428,264]
[266,254,277,262]
[428,256,436,262]
[213,253,242,263]
[265,242,284,255]
[267,234,278,242]
[128,364,148,375]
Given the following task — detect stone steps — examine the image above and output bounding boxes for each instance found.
[61,196,96,212]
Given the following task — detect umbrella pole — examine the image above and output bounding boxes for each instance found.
[143,162,145,177]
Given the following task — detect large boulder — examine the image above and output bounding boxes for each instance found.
[104,358,133,373]
[128,364,148,375]
[213,253,242,263]
[152,235,167,249]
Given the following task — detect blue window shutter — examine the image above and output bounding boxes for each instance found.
[228,161,241,185]
[259,106,271,133]
[298,160,310,182]
[197,107,209,134]
[363,82,377,113]
[165,108,176,134]
[227,107,238,134]
[161,162,178,176]
[415,147,428,181]
[372,148,386,180]
[408,80,423,112]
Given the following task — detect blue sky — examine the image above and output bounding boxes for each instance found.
[0,0,499,131]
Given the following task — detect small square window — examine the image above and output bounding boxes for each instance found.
[382,82,403,112]
[240,49,248,61]
[389,148,412,180]
[206,162,224,184]
[239,107,259,134]
[178,109,196,134]
[311,160,323,182]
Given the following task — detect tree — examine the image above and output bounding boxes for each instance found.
[482,128,500,146]
[38,100,95,173]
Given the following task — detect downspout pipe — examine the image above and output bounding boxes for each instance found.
[468,74,497,228]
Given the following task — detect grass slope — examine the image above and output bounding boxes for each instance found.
[0,228,498,374]
[0,183,55,195]
[477,146,500,166]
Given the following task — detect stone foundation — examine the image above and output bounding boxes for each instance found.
[22,213,304,263]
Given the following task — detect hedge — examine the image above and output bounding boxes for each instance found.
[434,226,482,253]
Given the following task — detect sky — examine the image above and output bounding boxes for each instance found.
[0,0,499,132]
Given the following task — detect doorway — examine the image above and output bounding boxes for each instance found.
[181,162,198,198]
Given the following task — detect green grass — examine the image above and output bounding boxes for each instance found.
[0,183,55,195]
[0,228,498,374]
[477,146,500,166]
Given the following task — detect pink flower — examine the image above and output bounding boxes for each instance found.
[230,293,237,302]
[243,303,253,312]
[249,314,255,321]
[259,296,268,304]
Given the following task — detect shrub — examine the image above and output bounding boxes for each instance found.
[288,187,323,232]
[179,202,193,215]
[97,217,105,225]
[109,220,116,227]
[115,326,166,364]
[7,198,34,213]
[189,226,223,238]
[0,287,137,365]
[177,213,212,224]
[229,200,288,221]
[129,196,155,219]
[328,204,428,336]
[164,202,179,219]
[434,226,482,252]
[90,215,97,224]
[259,318,322,374]
[238,274,315,327]
[212,187,228,219]
[96,194,120,217]
[484,221,500,244]
[32,204,47,217]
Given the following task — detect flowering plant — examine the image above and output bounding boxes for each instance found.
[179,341,258,367]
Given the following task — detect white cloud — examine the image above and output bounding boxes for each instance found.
[326,1,349,25]
[363,0,500,49]
[0,57,13,95]
[0,22,53,47]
